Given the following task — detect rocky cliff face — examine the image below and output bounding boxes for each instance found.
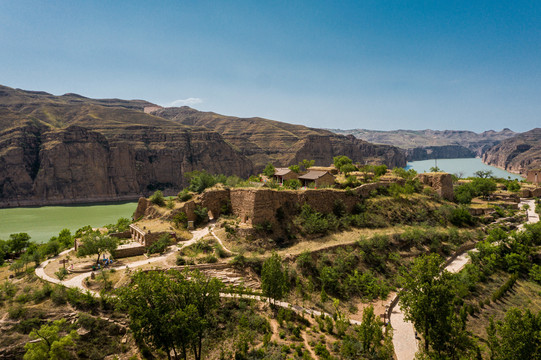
[152,107,407,169]
[328,128,516,158]
[406,145,476,161]
[0,86,253,207]
[482,128,541,174]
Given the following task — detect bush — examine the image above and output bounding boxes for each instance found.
[449,206,475,227]
[147,234,171,255]
[51,285,68,305]
[178,188,193,202]
[194,206,209,226]
[172,212,188,229]
[150,190,165,206]
[55,267,69,280]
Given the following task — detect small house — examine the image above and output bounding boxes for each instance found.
[526,169,541,185]
[273,168,298,184]
[298,170,335,188]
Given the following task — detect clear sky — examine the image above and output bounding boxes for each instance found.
[1,1,540,132]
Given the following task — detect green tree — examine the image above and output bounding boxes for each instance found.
[399,253,455,354]
[261,252,287,308]
[333,155,359,174]
[118,269,222,360]
[358,305,384,354]
[472,177,497,199]
[487,308,541,360]
[430,166,441,172]
[76,232,118,264]
[474,170,493,178]
[340,163,358,175]
[373,165,388,177]
[300,159,315,171]
[57,229,74,249]
[263,163,276,177]
[186,170,219,193]
[150,190,166,206]
[288,164,301,173]
[7,232,30,255]
[23,319,78,360]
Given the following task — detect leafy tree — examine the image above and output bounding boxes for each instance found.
[472,177,497,199]
[150,190,166,206]
[57,229,74,248]
[76,232,119,264]
[283,178,301,189]
[333,155,357,174]
[23,319,78,360]
[288,164,300,173]
[118,269,222,360]
[474,170,493,178]
[300,159,315,171]
[487,308,541,360]
[340,163,358,175]
[454,183,475,204]
[186,170,218,193]
[399,253,455,354]
[8,233,30,255]
[430,166,441,172]
[261,252,287,308]
[373,165,388,177]
[263,163,276,177]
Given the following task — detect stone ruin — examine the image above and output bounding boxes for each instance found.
[417,172,454,201]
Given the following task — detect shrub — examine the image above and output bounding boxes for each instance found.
[172,212,188,229]
[147,234,171,255]
[194,206,209,226]
[283,179,302,190]
[177,188,192,202]
[51,285,68,305]
[55,267,69,280]
[150,190,165,206]
[449,206,475,227]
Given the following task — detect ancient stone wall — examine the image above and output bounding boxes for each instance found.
[417,173,454,201]
[113,245,146,258]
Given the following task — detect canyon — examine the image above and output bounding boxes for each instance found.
[0,85,405,207]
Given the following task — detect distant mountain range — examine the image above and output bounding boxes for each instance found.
[327,128,517,161]
[0,85,405,207]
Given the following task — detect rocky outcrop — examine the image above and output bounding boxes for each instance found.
[406,145,475,161]
[152,107,407,170]
[482,128,541,175]
[0,125,253,207]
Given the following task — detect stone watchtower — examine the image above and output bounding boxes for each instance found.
[526,169,541,185]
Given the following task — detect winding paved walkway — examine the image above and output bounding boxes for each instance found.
[34,225,214,295]
[391,197,539,360]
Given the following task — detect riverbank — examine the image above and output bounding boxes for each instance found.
[0,201,138,243]
[406,158,524,180]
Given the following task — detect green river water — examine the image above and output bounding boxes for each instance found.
[0,202,138,244]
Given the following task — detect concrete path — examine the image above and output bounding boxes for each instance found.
[34,225,214,295]
[519,199,539,227]
[391,197,540,360]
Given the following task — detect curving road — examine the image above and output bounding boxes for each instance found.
[391,197,539,360]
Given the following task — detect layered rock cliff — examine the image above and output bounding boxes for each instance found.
[152,107,407,170]
[482,128,541,174]
[406,145,475,161]
[0,86,253,207]
[328,128,516,159]
[0,85,407,207]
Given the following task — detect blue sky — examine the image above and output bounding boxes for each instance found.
[1,1,540,132]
